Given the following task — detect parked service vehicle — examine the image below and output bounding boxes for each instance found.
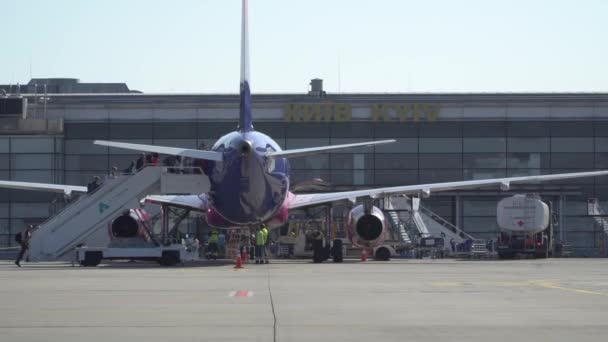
[496,194,552,259]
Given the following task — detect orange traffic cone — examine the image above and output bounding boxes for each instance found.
[234,255,243,268]
[361,249,367,262]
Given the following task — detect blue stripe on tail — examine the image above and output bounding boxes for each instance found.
[239,80,253,131]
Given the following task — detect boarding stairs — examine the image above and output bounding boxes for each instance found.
[387,196,474,248]
[382,199,413,243]
[588,198,608,235]
[28,166,210,261]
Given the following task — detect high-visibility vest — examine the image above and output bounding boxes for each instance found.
[261,227,269,244]
[256,230,265,246]
[209,232,219,243]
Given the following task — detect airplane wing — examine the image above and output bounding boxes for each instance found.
[0,180,87,195]
[267,140,395,159]
[94,140,223,161]
[141,194,209,212]
[289,170,608,210]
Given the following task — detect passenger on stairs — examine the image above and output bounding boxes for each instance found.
[150,153,160,166]
[135,153,146,171]
[87,176,101,194]
[109,166,119,179]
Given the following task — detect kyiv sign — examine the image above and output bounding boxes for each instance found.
[283,103,441,122]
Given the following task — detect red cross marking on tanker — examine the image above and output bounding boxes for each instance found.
[229,290,254,297]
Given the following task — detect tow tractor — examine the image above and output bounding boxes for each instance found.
[76,205,200,267]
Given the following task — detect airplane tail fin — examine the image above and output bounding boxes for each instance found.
[238,0,253,132]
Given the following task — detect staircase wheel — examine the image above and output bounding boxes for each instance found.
[159,251,180,266]
[374,247,391,261]
[80,251,102,267]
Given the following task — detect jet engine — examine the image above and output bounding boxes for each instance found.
[346,204,387,248]
[109,210,148,239]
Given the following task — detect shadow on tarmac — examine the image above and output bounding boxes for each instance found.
[0,259,236,270]
[0,257,553,270]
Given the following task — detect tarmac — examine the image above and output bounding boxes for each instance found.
[1,258,608,342]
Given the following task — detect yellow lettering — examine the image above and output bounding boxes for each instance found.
[423,104,440,122]
[393,104,411,122]
[371,104,390,121]
[323,103,333,121]
[302,104,325,121]
[283,104,301,122]
[285,102,439,122]
[412,104,422,122]
[334,104,352,122]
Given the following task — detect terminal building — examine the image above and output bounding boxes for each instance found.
[0,78,607,256]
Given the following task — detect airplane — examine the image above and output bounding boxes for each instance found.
[2,0,608,252]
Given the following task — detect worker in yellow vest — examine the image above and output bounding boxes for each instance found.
[261,224,269,264]
[255,226,266,264]
[207,230,219,261]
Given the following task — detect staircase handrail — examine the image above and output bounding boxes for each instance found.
[38,171,134,231]
[404,197,475,240]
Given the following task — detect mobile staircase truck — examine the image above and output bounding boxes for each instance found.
[27,166,209,265]
[379,196,475,259]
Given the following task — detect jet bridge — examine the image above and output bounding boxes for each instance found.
[27,167,209,261]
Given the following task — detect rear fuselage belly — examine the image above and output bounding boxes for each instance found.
[205,131,290,228]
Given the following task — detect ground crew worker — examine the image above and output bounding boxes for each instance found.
[207,230,219,260]
[312,230,324,263]
[15,225,33,267]
[261,224,269,264]
[255,226,266,264]
[288,230,297,257]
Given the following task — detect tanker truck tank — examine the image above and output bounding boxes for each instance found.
[497,194,549,234]
[496,194,552,259]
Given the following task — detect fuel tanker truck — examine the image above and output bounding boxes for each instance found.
[496,194,553,259]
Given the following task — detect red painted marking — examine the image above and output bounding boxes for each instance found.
[235,290,249,297]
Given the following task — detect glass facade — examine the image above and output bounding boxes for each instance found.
[0,136,63,247]
[3,93,608,256]
[50,120,608,254]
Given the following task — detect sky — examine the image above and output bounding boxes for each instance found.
[1,0,607,94]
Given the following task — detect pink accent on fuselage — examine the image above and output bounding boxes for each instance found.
[206,195,291,229]
[206,208,232,228]
[264,201,289,229]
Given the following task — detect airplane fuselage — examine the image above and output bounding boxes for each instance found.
[205,130,291,228]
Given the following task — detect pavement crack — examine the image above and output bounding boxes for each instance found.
[266,264,278,342]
